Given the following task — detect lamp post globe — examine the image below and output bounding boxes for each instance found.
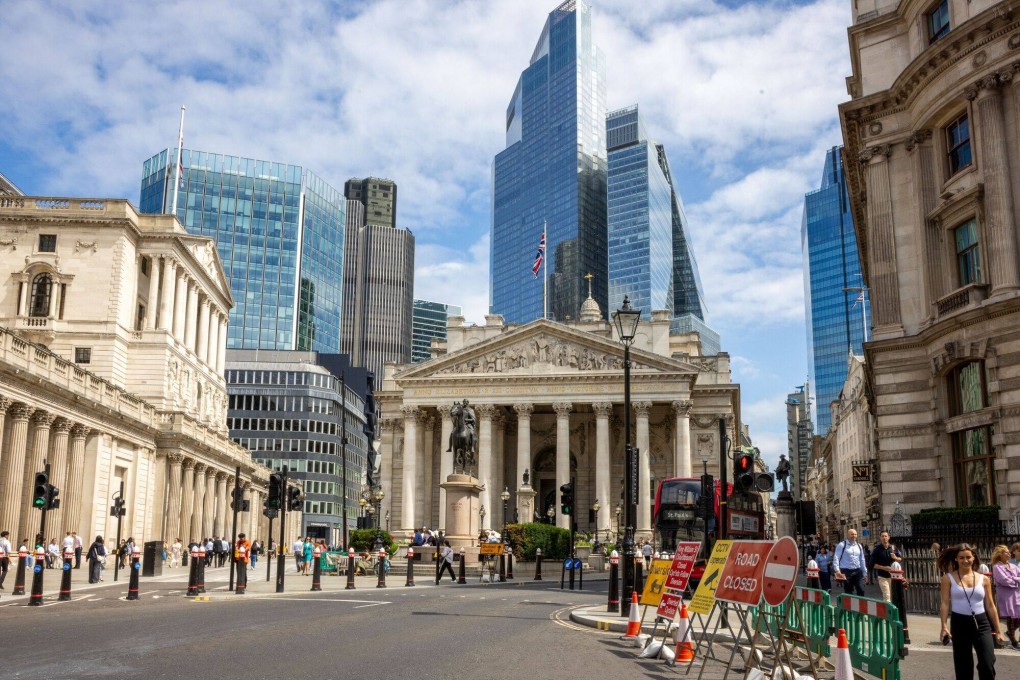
[612,295,641,614]
[546,505,555,525]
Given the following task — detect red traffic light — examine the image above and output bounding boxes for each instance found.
[736,453,754,472]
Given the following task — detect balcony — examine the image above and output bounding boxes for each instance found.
[936,282,989,317]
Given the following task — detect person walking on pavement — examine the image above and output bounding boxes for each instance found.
[72,532,83,569]
[939,543,1005,679]
[292,536,304,573]
[991,544,1020,650]
[0,531,12,589]
[86,535,107,583]
[437,541,456,583]
[833,528,868,596]
[642,541,653,569]
[170,538,182,568]
[870,531,903,602]
[815,545,832,591]
[302,537,313,575]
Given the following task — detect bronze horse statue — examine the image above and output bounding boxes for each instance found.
[449,400,477,476]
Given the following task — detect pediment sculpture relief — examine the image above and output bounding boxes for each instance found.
[435,333,640,375]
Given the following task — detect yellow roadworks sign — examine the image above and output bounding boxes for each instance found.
[639,558,672,606]
[689,539,733,615]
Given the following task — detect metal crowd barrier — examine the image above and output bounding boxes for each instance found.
[835,594,906,680]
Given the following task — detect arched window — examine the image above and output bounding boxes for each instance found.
[947,361,995,506]
[29,273,52,317]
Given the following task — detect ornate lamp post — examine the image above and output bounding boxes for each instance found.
[613,295,641,614]
[358,497,367,527]
[373,488,385,551]
[500,487,511,543]
[547,506,555,525]
[615,504,622,541]
[385,511,390,532]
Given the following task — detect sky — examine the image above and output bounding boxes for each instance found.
[0,0,853,474]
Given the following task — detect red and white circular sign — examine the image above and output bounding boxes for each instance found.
[762,536,800,606]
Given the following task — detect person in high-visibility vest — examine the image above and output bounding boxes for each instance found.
[235,534,252,563]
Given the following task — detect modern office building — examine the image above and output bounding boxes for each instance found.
[802,146,869,434]
[411,299,462,363]
[139,149,346,353]
[225,350,370,544]
[786,384,813,500]
[491,0,607,324]
[339,177,414,381]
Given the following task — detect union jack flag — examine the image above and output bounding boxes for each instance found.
[532,231,545,278]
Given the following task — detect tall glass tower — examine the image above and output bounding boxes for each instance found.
[491,0,607,323]
[802,146,869,433]
[140,149,345,353]
[412,299,462,363]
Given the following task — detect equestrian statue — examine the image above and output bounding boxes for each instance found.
[446,399,477,476]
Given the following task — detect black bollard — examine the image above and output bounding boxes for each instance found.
[126,547,141,600]
[59,547,73,601]
[534,548,543,581]
[499,552,506,583]
[457,547,466,584]
[13,547,28,596]
[405,547,415,586]
[608,551,620,613]
[568,556,576,590]
[507,547,514,580]
[890,563,910,645]
[235,546,248,595]
[310,546,322,592]
[345,549,356,590]
[186,547,200,597]
[28,547,46,606]
[635,555,645,599]
[196,547,206,594]
[376,549,387,588]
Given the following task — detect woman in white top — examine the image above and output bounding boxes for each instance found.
[170,538,183,568]
[939,544,1005,680]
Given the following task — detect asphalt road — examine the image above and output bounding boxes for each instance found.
[1,569,1019,679]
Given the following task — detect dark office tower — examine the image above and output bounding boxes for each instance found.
[491,0,607,323]
[344,177,397,228]
[802,146,869,433]
[139,149,345,353]
[412,300,462,362]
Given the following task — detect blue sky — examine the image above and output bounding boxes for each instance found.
[0,0,853,473]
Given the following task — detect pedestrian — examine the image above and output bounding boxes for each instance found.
[124,537,135,566]
[437,541,456,583]
[1010,542,1020,569]
[642,540,652,569]
[170,538,182,568]
[235,533,251,567]
[250,540,260,569]
[413,528,423,546]
[0,531,12,589]
[302,537,313,574]
[870,531,903,602]
[938,543,1005,679]
[86,535,106,583]
[22,538,32,569]
[61,532,74,559]
[204,537,214,566]
[833,528,868,596]
[292,536,304,573]
[991,544,1020,651]
[72,531,83,569]
[815,545,832,591]
[47,537,59,568]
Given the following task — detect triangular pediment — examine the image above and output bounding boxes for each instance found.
[178,235,233,307]
[395,318,698,381]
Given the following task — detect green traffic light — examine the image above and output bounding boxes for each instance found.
[33,497,46,507]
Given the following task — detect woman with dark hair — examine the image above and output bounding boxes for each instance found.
[86,536,106,584]
[939,543,1005,679]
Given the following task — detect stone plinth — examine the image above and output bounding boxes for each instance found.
[517,484,536,524]
[441,473,484,563]
[775,491,796,540]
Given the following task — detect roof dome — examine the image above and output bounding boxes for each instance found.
[579,293,602,323]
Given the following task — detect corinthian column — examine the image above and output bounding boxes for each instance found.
[179,459,196,542]
[64,424,91,535]
[592,402,612,534]
[861,145,902,330]
[513,402,533,492]
[477,404,496,530]
[185,284,199,351]
[401,406,418,533]
[190,463,207,541]
[145,255,160,330]
[437,405,453,531]
[422,414,435,527]
[158,257,176,330]
[634,402,652,536]
[0,404,33,538]
[672,400,693,478]
[380,418,396,531]
[553,402,573,530]
[164,453,184,541]
[47,418,72,533]
[173,272,188,341]
[197,298,210,364]
[203,467,216,538]
[0,397,11,487]
[21,411,56,539]
[214,472,229,537]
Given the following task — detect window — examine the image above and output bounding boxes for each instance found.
[29,273,52,317]
[954,220,981,286]
[928,0,950,44]
[38,234,56,253]
[74,347,91,364]
[946,113,972,176]
[948,361,995,506]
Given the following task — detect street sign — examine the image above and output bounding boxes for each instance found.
[690,540,733,615]
[656,591,682,620]
[664,541,701,593]
[639,558,672,606]
[715,539,773,606]
[479,543,504,555]
[762,536,799,606]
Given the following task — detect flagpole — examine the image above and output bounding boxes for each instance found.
[543,220,548,320]
[171,105,186,217]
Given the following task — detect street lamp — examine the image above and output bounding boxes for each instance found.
[592,499,601,552]
[500,487,510,543]
[358,497,367,527]
[615,504,622,540]
[373,488,385,551]
[612,294,641,615]
[547,506,555,525]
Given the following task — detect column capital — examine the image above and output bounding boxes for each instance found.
[592,401,613,417]
[633,401,653,416]
[32,411,56,428]
[671,399,693,416]
[215,471,230,483]
[167,452,185,466]
[858,144,892,164]
[70,423,92,439]
[552,401,573,416]
[10,403,34,421]
[193,462,208,474]
[182,457,197,471]
[415,409,430,424]
[242,481,252,490]
[437,404,453,418]
[903,128,933,152]
[401,405,419,420]
[52,417,73,434]
[380,417,399,432]
[477,403,497,418]
[513,403,534,417]
[0,396,12,413]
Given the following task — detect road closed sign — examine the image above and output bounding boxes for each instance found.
[762,536,799,606]
[714,540,773,606]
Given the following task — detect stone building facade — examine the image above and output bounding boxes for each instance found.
[375,300,740,540]
[828,353,880,532]
[840,0,1020,523]
[0,196,274,545]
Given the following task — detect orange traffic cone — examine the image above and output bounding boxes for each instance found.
[675,601,695,663]
[834,628,853,680]
[623,592,641,639]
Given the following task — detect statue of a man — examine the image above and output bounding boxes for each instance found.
[461,399,476,447]
[775,454,791,492]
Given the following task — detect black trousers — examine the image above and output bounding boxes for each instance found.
[0,556,8,587]
[437,561,456,582]
[950,611,996,680]
[74,547,82,568]
[841,568,865,596]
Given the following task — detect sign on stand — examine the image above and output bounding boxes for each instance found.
[664,541,701,593]
[762,536,799,607]
[639,558,672,607]
[714,540,773,606]
[656,591,682,620]
[689,539,732,615]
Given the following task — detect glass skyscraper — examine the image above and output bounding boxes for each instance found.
[491,0,607,323]
[802,146,869,433]
[140,149,345,353]
[412,299,462,363]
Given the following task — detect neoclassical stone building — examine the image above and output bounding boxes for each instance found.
[376,301,740,539]
[0,196,274,545]
[840,0,1020,522]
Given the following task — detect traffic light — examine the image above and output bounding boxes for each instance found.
[754,472,776,493]
[47,484,59,509]
[230,486,244,511]
[110,496,126,517]
[697,474,714,519]
[33,471,53,510]
[262,500,278,520]
[559,482,574,516]
[267,472,283,510]
[287,486,303,512]
[735,452,754,492]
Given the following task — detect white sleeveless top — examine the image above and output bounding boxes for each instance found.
[949,572,987,615]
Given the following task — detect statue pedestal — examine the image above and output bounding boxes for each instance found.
[441,473,484,564]
[775,491,797,540]
[517,484,536,525]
